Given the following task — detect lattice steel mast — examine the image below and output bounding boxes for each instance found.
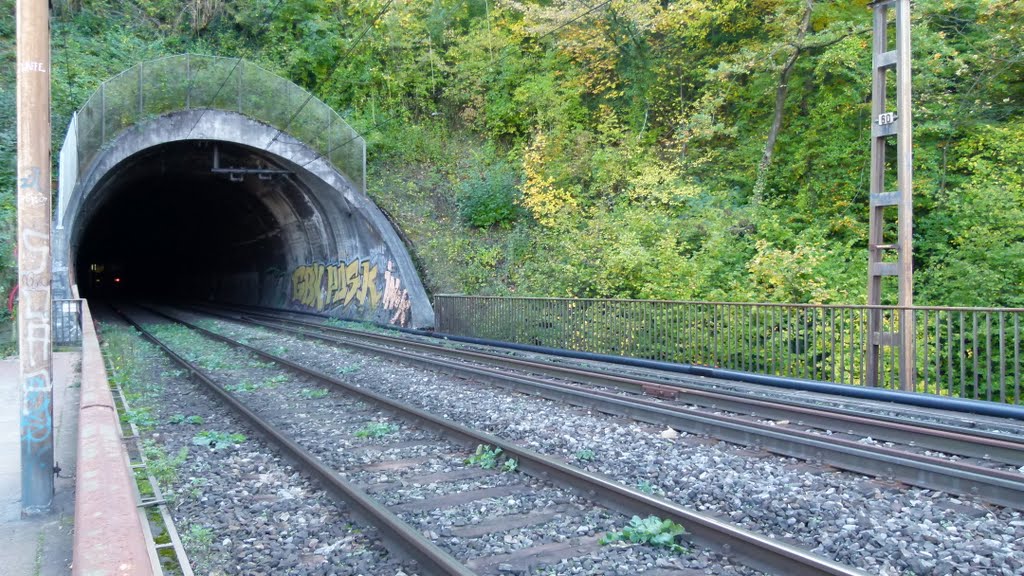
[866,0,914,391]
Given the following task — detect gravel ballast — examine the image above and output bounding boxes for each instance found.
[99,315,417,575]
[145,311,758,575]
[195,314,1024,576]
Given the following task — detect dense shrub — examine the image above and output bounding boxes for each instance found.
[456,162,521,229]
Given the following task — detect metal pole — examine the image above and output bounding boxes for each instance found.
[16,0,54,515]
[866,0,914,391]
[895,0,916,391]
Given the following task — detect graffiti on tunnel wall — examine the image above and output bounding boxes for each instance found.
[290,259,414,326]
[291,260,381,312]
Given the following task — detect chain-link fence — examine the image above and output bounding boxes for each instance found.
[61,54,365,218]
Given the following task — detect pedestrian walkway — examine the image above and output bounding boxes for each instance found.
[1,352,80,576]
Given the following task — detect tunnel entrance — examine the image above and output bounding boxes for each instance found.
[75,141,291,300]
[57,108,433,327]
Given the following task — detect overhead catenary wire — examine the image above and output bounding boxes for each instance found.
[299,0,615,170]
[261,0,396,152]
[185,0,287,139]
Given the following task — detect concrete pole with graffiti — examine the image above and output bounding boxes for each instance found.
[16,0,54,514]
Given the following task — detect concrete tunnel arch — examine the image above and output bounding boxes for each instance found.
[55,61,433,328]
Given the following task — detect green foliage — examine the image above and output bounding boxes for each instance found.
[226,379,260,393]
[191,430,246,450]
[600,515,688,553]
[575,449,596,462]
[636,480,660,495]
[227,374,287,393]
[2,0,1020,318]
[141,440,189,489]
[146,324,245,371]
[337,363,362,376]
[465,444,502,469]
[170,414,204,425]
[299,387,329,400]
[456,157,522,229]
[354,421,399,438]
[181,524,214,554]
[124,407,157,429]
[464,444,518,472]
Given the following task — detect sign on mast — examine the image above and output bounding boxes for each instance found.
[866,0,914,391]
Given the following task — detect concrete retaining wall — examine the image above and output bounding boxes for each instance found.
[72,300,154,576]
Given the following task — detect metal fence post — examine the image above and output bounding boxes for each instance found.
[138,61,144,116]
[186,53,191,109]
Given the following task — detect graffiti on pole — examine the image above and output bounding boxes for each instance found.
[17,164,53,455]
[21,374,51,448]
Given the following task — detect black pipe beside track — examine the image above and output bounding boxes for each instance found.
[212,305,1024,468]
[209,302,1024,421]
[191,304,1024,510]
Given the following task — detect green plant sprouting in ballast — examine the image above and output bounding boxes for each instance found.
[600,515,688,553]
[466,444,518,473]
[169,413,204,425]
[354,421,399,438]
[575,448,596,462]
[192,430,246,450]
[300,387,329,399]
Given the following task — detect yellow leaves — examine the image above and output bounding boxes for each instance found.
[747,239,831,304]
[628,161,698,207]
[520,133,578,227]
[558,22,620,98]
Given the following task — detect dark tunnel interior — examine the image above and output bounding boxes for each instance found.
[74,141,295,300]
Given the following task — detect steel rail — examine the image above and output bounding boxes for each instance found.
[113,307,477,576]
[219,306,1024,466]
[147,305,869,576]
[192,307,1024,510]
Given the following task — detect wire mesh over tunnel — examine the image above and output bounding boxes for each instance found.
[56,56,432,328]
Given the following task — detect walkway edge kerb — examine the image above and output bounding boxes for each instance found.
[72,300,155,576]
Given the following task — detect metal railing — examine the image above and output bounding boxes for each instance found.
[59,54,366,222]
[53,299,83,347]
[433,295,1023,405]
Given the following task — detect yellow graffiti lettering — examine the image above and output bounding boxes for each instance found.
[344,260,360,306]
[362,262,381,308]
[328,265,343,305]
[290,264,326,311]
[290,259,383,312]
[316,264,327,310]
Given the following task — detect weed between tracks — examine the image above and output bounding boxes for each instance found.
[100,322,246,574]
[354,421,399,438]
[169,414,204,426]
[600,515,689,554]
[191,431,247,450]
[466,444,518,473]
[324,318,389,335]
[145,323,267,371]
[575,448,596,462]
[300,387,330,399]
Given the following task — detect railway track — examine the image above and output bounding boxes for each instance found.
[115,303,868,576]
[188,303,1024,510]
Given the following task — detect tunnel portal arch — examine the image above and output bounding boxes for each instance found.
[55,55,432,328]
